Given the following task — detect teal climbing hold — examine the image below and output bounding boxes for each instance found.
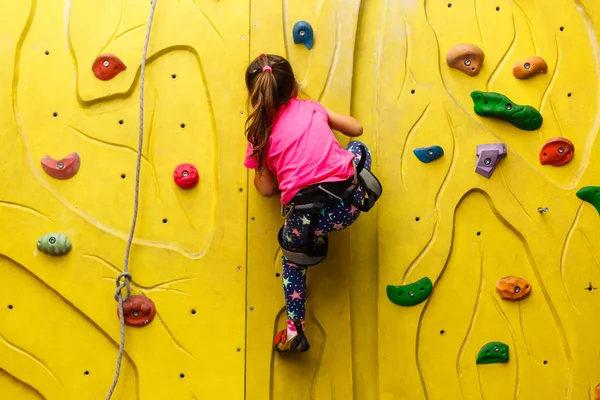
[476,342,509,364]
[386,277,433,307]
[413,146,444,163]
[471,91,543,131]
[293,21,314,50]
[576,186,600,215]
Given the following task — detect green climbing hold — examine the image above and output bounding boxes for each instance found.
[386,277,433,307]
[470,91,543,131]
[37,233,72,256]
[476,341,509,364]
[576,186,600,215]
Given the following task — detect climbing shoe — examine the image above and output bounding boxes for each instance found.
[274,319,310,353]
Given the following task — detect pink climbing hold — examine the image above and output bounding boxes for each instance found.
[92,54,127,81]
[173,163,199,189]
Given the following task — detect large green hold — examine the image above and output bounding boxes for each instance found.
[576,186,600,214]
[386,277,433,307]
[37,233,72,256]
[476,341,509,364]
[471,91,543,131]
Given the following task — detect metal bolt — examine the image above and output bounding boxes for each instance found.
[408,291,415,297]
[49,236,56,244]
[299,29,306,37]
[183,171,189,177]
[538,207,549,213]
[464,59,472,66]
[133,311,139,317]
[558,147,564,154]
[493,345,499,352]
[57,162,64,169]
[524,63,531,70]
[484,158,491,165]
[514,286,521,293]
[427,149,434,156]
[103,60,110,67]
[505,103,512,110]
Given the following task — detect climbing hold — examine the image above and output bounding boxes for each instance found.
[413,146,444,163]
[41,152,81,180]
[121,295,156,327]
[386,277,433,307]
[470,91,543,131]
[475,143,507,179]
[37,233,72,256]
[496,276,531,301]
[292,21,314,50]
[576,186,600,215]
[539,137,574,166]
[446,44,485,76]
[92,54,127,81]
[476,342,509,364]
[173,163,199,189]
[513,56,548,79]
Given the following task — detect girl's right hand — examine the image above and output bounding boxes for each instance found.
[326,108,363,137]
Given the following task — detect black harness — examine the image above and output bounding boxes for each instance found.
[277,145,382,266]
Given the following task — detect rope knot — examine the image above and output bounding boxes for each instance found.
[114,272,133,302]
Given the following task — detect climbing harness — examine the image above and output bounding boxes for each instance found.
[278,145,382,266]
[105,1,158,399]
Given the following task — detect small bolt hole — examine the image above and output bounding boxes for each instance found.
[121,174,126,179]
[191,309,196,315]
[119,120,124,125]
[496,6,500,10]
[84,371,90,375]
[45,51,50,55]
[52,112,58,117]
[447,3,452,7]
[8,305,13,310]
[162,218,168,224]
[567,93,572,97]
[275,273,281,278]
[415,217,420,222]
[172,74,177,79]
[543,360,548,365]
[560,26,564,31]
[238,188,243,192]
[180,373,185,379]
[440,330,445,335]
[236,347,242,352]
[411,89,415,94]
[477,231,481,236]
[249,307,254,311]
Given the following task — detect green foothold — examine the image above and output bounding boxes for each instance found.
[386,277,433,307]
[576,186,600,214]
[476,342,509,364]
[470,91,543,131]
[37,233,72,256]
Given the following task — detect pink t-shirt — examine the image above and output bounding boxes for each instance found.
[244,98,355,204]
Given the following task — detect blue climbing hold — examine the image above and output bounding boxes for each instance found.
[413,146,444,163]
[293,21,314,50]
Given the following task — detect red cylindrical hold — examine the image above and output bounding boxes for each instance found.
[119,295,156,328]
[173,163,199,189]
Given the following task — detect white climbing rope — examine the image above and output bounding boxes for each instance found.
[105,1,158,399]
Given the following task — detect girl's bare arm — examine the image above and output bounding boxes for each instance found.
[326,108,363,137]
[253,168,278,197]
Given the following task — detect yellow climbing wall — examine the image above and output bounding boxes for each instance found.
[2,0,600,399]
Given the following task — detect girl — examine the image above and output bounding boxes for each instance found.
[243,54,380,353]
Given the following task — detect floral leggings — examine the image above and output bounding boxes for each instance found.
[281,140,372,320]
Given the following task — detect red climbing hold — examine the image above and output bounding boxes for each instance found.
[539,137,574,166]
[173,163,199,189]
[92,54,127,81]
[120,295,156,327]
[41,152,81,180]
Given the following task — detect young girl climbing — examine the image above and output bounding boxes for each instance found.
[243,54,382,353]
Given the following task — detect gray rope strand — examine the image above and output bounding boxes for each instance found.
[105,1,158,399]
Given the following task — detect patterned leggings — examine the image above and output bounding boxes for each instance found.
[281,140,372,320]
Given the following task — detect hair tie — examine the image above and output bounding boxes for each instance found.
[262,65,272,72]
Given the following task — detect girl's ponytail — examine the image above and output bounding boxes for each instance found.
[245,54,297,171]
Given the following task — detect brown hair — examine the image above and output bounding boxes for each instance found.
[245,54,298,171]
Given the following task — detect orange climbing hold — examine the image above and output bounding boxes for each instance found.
[513,56,548,79]
[496,276,531,301]
[446,44,485,76]
[595,384,600,400]
[92,54,127,81]
[41,152,81,180]
[121,295,156,327]
[539,137,574,166]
